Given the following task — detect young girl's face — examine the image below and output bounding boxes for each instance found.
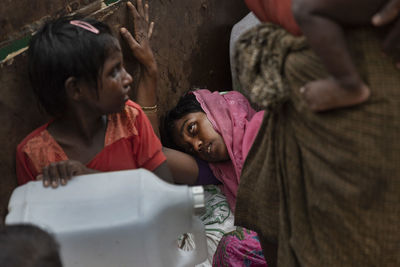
[172,112,230,162]
[84,42,133,115]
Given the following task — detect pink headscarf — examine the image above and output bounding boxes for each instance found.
[193,90,264,212]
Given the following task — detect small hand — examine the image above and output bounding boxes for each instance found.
[36,160,95,188]
[372,0,400,26]
[372,0,400,65]
[120,0,156,73]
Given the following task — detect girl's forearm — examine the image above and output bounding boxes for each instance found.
[136,64,160,136]
[136,63,158,105]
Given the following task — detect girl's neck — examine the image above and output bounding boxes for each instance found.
[49,110,107,146]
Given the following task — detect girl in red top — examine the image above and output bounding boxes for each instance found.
[16,1,173,187]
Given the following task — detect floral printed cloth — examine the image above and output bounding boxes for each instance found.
[213,227,267,267]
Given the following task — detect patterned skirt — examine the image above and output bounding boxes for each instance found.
[212,227,267,267]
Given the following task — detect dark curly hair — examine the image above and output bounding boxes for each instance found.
[0,224,62,267]
[28,16,119,116]
[161,92,204,149]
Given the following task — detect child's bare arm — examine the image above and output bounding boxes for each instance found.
[292,0,387,80]
[152,161,174,184]
[163,147,199,185]
[293,0,386,25]
[291,0,385,111]
[373,0,400,25]
[120,0,159,135]
[292,0,364,85]
[373,0,400,63]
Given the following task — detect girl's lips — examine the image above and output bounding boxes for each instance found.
[206,143,212,155]
[200,143,212,160]
[125,85,131,94]
[124,86,131,101]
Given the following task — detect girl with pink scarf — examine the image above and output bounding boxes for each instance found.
[163,89,267,266]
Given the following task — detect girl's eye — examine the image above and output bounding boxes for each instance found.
[187,123,196,135]
[111,64,122,77]
[111,68,118,77]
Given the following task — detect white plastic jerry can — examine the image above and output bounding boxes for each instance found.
[6,169,207,267]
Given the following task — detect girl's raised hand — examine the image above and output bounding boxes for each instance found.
[121,0,159,133]
[36,160,98,188]
[120,0,156,73]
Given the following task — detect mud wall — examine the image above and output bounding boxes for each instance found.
[0,0,249,221]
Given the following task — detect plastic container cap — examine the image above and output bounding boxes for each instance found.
[191,186,205,215]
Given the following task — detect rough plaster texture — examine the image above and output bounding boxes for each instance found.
[0,0,249,222]
[0,0,101,44]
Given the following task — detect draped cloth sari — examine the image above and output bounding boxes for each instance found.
[193,89,264,213]
[234,23,400,266]
[192,90,268,266]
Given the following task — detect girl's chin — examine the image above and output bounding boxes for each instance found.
[206,154,230,163]
[214,145,230,162]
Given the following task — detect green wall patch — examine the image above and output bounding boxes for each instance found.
[0,35,31,62]
[104,0,120,6]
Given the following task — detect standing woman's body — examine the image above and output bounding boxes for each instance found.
[233,0,400,266]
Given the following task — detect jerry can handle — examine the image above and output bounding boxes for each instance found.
[174,216,208,267]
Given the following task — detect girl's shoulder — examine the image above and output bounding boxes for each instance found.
[17,122,52,152]
[105,100,143,145]
[125,100,142,111]
[17,122,67,175]
[108,100,141,123]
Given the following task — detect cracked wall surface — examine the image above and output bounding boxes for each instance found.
[0,0,249,221]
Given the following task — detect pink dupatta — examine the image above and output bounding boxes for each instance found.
[193,90,264,212]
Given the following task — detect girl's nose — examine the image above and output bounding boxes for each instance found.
[122,67,133,86]
[193,139,203,153]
